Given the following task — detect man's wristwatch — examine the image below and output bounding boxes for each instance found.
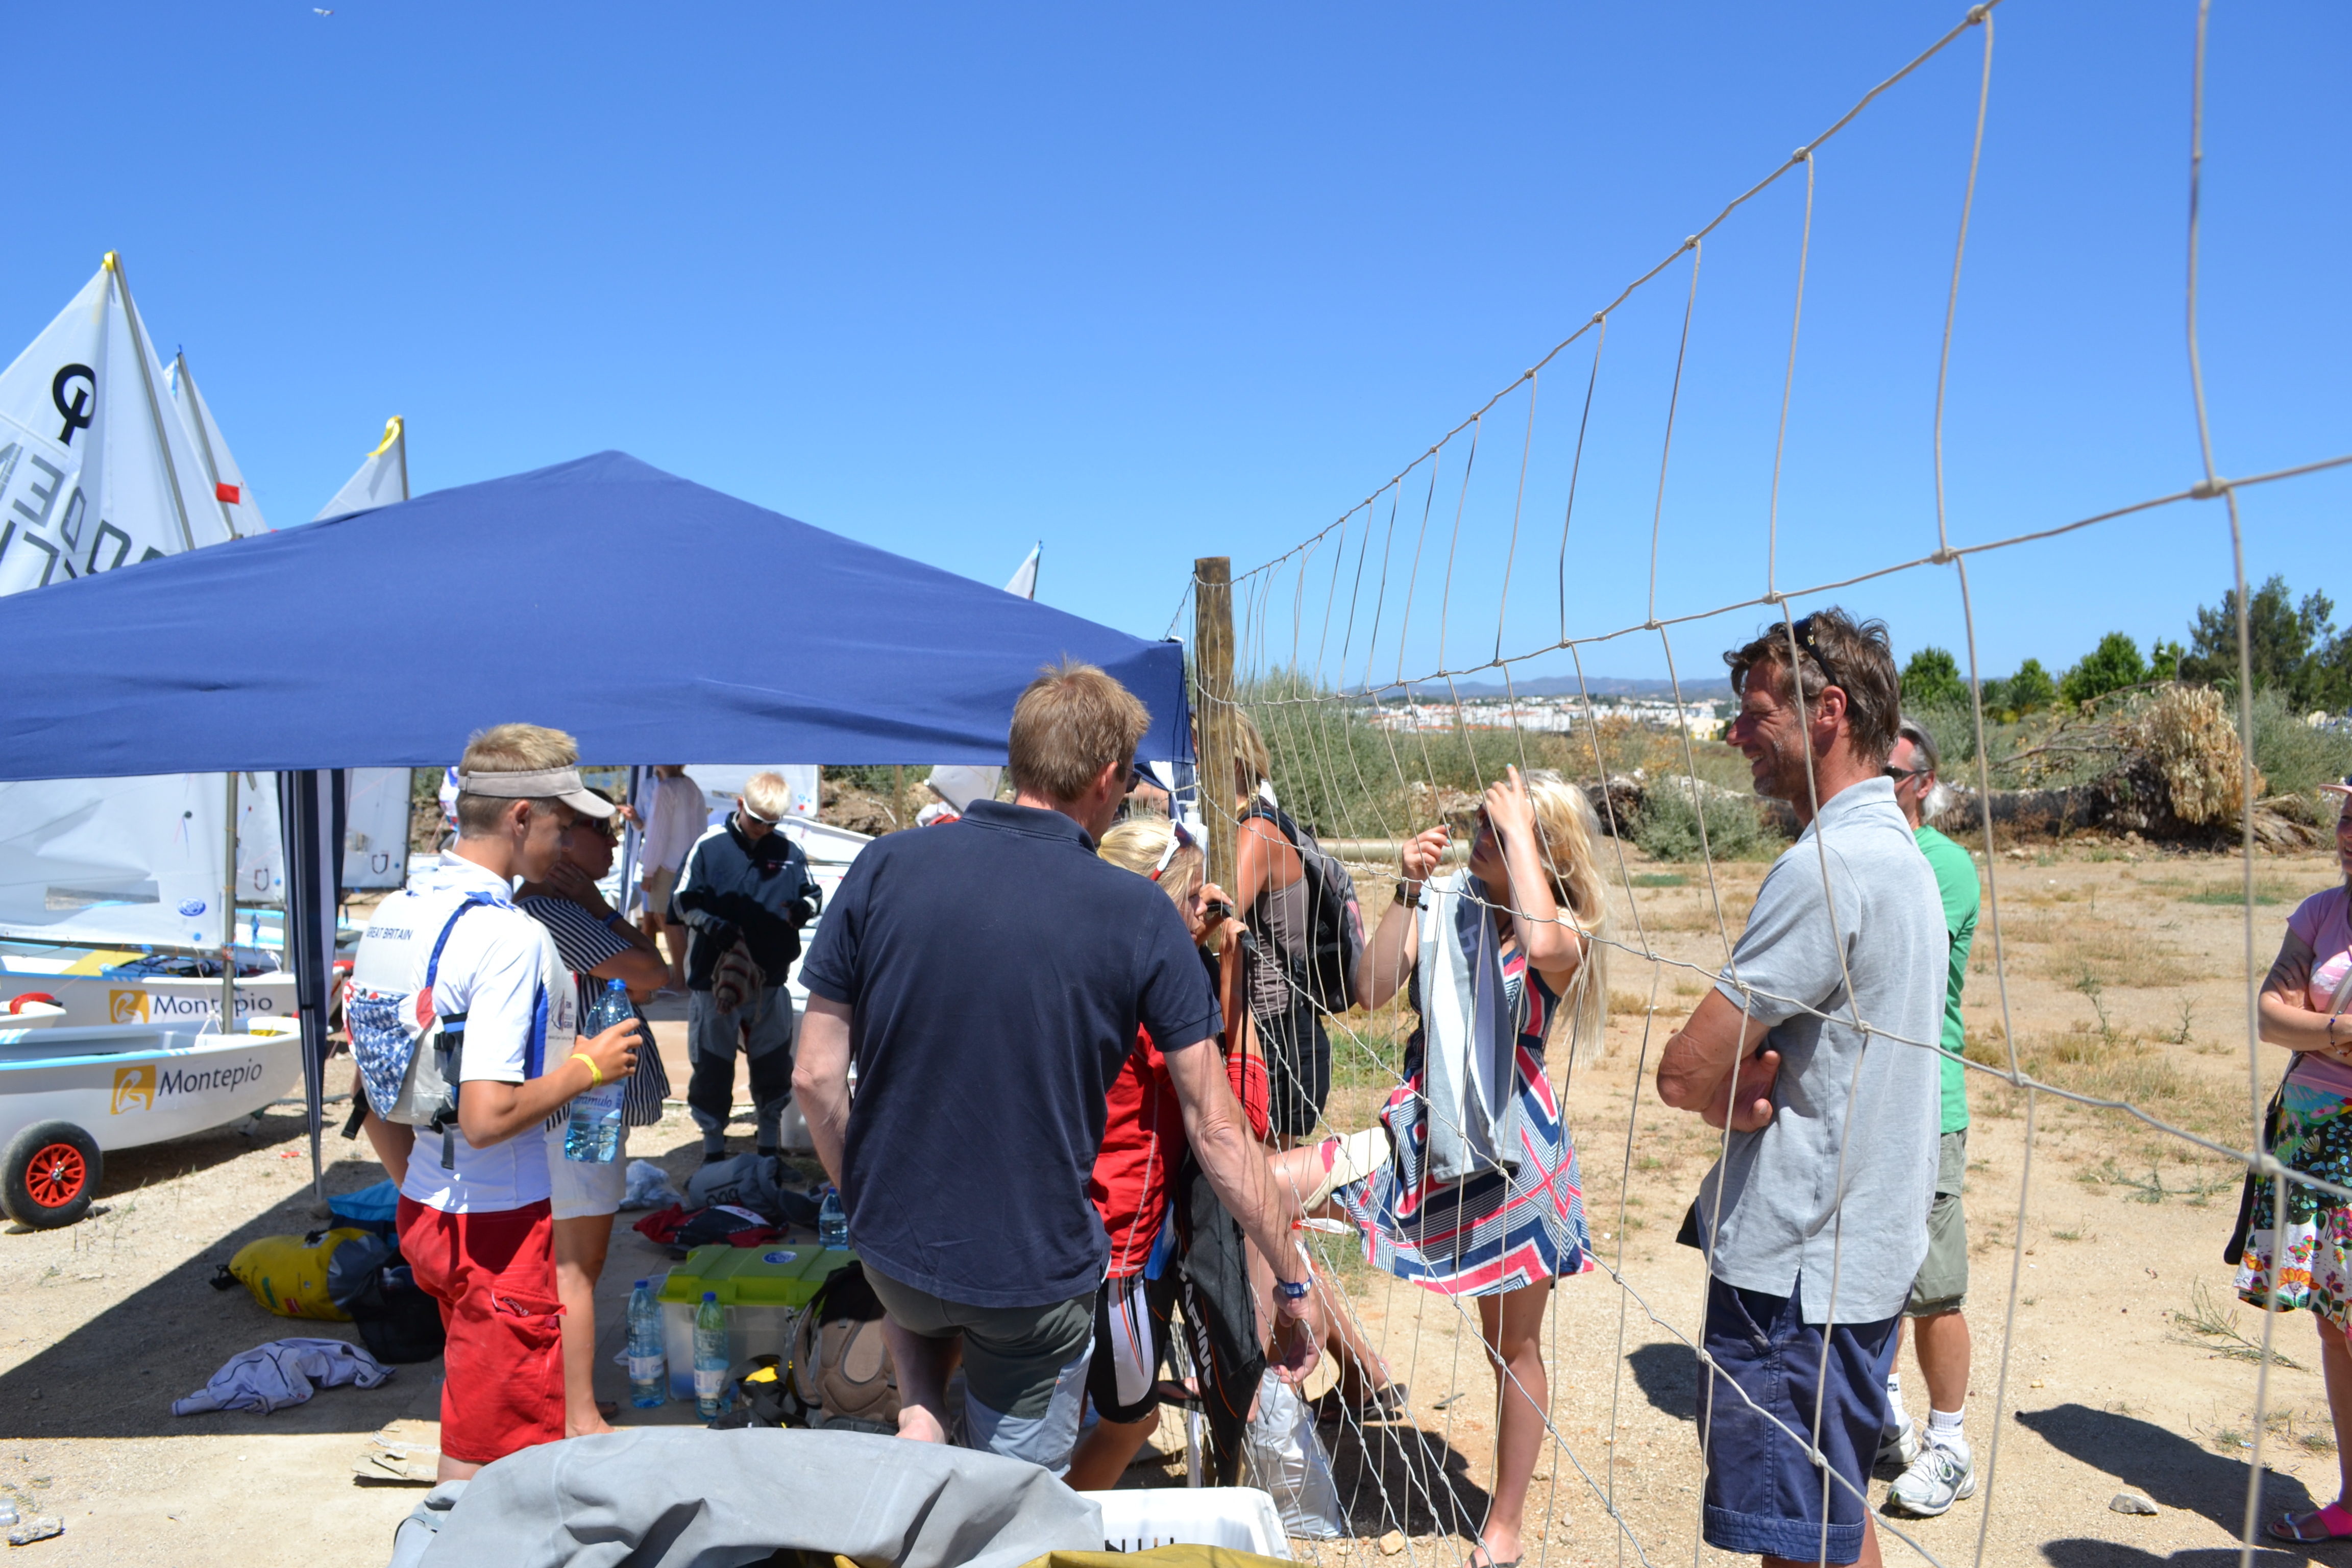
[1275,1277,1311,1314]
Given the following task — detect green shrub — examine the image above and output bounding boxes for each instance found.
[1634,779,1786,863]
[2242,684,2352,796]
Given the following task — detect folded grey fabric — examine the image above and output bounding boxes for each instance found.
[416,1428,1102,1568]
[172,1336,392,1416]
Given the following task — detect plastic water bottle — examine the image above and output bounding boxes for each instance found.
[627,1278,666,1408]
[693,1290,729,1418]
[818,1185,848,1249]
[564,978,631,1163]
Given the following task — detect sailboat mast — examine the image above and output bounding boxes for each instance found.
[105,254,199,554]
[173,352,240,540]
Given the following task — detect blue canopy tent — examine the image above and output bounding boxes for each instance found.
[0,450,1191,1193]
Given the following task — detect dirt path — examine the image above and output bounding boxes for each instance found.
[1,850,2338,1565]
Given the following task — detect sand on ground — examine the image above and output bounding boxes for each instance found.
[0,847,2336,1566]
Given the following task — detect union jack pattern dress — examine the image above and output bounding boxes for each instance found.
[1335,945,1595,1295]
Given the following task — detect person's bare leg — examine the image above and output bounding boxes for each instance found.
[552,1214,615,1437]
[1473,1282,1551,1567]
[2319,1319,2352,1506]
[1912,1310,1970,1421]
[883,1319,961,1444]
[1068,1410,1161,1489]
[1765,1512,1880,1568]
[657,916,690,989]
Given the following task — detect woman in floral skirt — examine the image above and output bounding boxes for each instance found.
[2238,785,2352,1544]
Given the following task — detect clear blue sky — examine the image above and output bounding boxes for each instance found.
[10,2,2343,692]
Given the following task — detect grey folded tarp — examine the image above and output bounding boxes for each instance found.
[412,1428,1102,1568]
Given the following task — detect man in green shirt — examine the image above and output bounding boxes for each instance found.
[1878,716,1981,1518]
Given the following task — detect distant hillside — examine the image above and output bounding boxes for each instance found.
[1357,675,1706,701]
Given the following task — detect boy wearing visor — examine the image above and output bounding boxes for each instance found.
[364,724,641,1476]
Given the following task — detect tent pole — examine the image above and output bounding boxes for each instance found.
[395,417,409,502]
[103,254,199,554]
[220,773,238,1033]
[617,765,644,938]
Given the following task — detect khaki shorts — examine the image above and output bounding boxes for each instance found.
[545,1123,628,1221]
[864,1265,1093,1472]
[639,865,679,916]
[1904,1129,1968,1317]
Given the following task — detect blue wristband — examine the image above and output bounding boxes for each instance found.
[1276,1278,1311,1303]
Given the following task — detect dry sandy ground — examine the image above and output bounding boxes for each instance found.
[0,847,2339,1567]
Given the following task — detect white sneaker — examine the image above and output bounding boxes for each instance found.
[1886,1440,1977,1517]
[1873,1417,1922,1480]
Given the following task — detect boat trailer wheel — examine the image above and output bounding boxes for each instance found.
[2,1120,102,1229]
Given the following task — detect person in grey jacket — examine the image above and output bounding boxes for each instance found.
[672,772,819,1162]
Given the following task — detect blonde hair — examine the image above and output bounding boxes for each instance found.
[1520,769,1610,1067]
[1232,712,1272,794]
[1098,817,1203,916]
[454,723,579,837]
[741,771,795,821]
[1008,661,1151,803]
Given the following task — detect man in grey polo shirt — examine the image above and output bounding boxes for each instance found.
[1657,607,1944,1568]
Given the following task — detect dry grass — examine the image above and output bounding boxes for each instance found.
[1969,1028,2246,1143]
[2000,911,2207,989]
[1638,898,1743,936]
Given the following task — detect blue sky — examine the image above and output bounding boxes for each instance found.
[10,1,2343,691]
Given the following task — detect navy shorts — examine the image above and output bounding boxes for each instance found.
[1699,1273,1900,1565]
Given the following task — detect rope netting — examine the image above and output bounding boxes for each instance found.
[1147,5,2349,1564]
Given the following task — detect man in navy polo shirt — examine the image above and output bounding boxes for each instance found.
[795,662,1317,1472]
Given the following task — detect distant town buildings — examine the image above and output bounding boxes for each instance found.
[1365,694,1727,740]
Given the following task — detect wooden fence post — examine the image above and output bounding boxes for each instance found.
[1194,556,1236,893]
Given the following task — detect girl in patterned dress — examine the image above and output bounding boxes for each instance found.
[2241,789,2352,1544]
[1272,765,1608,1568]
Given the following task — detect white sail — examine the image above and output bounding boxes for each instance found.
[1004,542,1040,600]
[313,415,406,522]
[0,255,235,594]
[0,775,232,949]
[0,257,265,949]
[917,548,1041,810]
[165,353,270,537]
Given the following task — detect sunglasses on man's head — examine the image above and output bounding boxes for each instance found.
[1883,765,1930,783]
[1787,614,1846,701]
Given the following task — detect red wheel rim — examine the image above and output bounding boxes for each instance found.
[24,1143,86,1208]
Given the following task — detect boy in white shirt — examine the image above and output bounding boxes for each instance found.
[367,724,639,1479]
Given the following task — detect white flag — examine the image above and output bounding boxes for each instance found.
[313,415,407,522]
[0,255,234,594]
[165,352,270,537]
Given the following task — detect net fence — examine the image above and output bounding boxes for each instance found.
[1146,5,2351,1564]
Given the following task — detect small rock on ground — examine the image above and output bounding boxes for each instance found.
[1378,1531,1407,1556]
[6,1514,64,1545]
[2111,1490,2159,1516]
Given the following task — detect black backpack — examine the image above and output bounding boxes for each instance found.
[325,1233,448,1364]
[1241,804,1364,1016]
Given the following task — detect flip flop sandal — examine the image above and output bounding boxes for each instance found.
[2270,1503,2352,1543]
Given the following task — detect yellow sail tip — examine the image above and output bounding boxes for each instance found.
[370,415,404,457]
[102,251,118,271]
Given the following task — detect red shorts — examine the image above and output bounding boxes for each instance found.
[396,1196,565,1465]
